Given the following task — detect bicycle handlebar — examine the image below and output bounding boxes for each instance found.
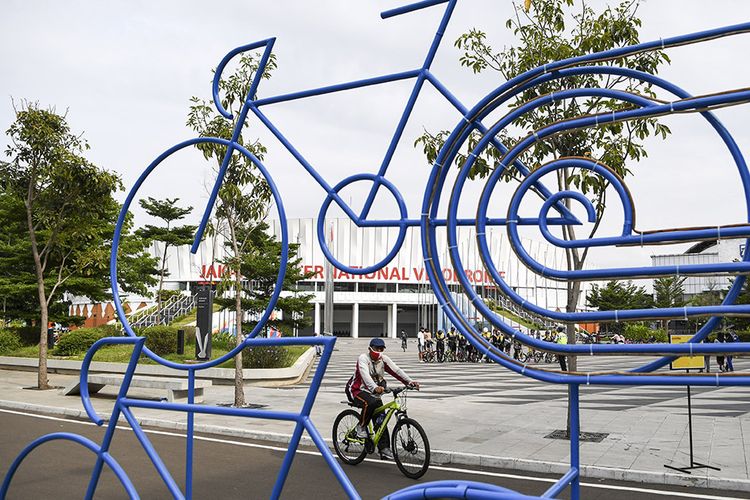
[385,386,417,397]
[381,0,450,19]
[211,38,276,120]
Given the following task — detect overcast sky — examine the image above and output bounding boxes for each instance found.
[3,0,750,279]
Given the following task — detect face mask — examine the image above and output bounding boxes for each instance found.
[369,348,382,361]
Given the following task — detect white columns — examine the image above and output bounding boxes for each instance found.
[314,302,321,335]
[351,303,359,338]
[389,303,398,339]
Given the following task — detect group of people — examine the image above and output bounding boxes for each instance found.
[403,325,569,370]
[712,330,740,372]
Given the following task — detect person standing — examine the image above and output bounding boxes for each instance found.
[716,332,726,372]
[435,329,446,362]
[725,328,738,372]
[423,329,433,356]
[417,328,425,361]
[400,329,408,352]
[447,327,458,360]
[556,326,568,371]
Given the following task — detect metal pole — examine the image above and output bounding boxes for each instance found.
[324,221,334,335]
[687,382,694,465]
[570,383,581,500]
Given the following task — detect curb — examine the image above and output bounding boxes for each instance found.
[1,400,749,493]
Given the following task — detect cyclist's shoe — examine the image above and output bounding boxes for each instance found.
[354,424,368,439]
[379,448,394,461]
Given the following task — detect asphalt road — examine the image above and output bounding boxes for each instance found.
[1,410,747,500]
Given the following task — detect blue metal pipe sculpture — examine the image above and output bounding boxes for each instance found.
[4,1,750,499]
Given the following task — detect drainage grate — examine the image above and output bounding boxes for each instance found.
[544,430,609,443]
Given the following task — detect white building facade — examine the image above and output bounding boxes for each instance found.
[651,238,746,299]
[170,218,585,337]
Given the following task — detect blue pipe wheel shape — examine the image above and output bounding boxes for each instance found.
[420,60,750,375]
[317,173,409,275]
[109,137,289,371]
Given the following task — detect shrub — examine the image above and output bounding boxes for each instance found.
[212,331,236,351]
[53,328,107,356]
[158,289,182,304]
[138,326,178,356]
[182,326,196,346]
[15,326,41,346]
[242,346,291,369]
[0,329,22,355]
[623,323,667,343]
[93,324,121,337]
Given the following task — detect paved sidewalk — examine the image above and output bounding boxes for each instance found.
[1,339,749,493]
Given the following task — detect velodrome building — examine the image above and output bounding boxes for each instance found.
[70,218,586,336]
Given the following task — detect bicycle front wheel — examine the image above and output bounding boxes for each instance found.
[332,409,367,465]
[392,417,430,479]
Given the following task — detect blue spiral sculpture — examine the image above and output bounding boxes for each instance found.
[4,1,750,499]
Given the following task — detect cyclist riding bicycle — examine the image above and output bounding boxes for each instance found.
[345,338,420,460]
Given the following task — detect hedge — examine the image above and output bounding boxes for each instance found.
[137,326,178,356]
[0,329,22,355]
[53,327,108,356]
[623,324,667,343]
[242,345,292,369]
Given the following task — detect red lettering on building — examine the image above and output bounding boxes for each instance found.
[389,267,401,281]
[412,267,424,281]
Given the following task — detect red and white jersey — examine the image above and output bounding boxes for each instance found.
[346,353,412,399]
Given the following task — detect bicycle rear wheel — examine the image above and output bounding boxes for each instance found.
[392,417,430,479]
[332,409,367,465]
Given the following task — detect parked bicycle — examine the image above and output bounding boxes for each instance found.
[333,387,430,479]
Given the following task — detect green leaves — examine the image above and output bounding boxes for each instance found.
[587,280,654,334]
[214,222,314,335]
[653,276,687,309]
[1,102,158,323]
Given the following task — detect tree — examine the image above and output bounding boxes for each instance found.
[653,276,686,309]
[415,0,670,371]
[215,222,314,335]
[587,280,653,334]
[1,102,158,389]
[187,53,276,406]
[137,197,197,314]
[653,276,686,333]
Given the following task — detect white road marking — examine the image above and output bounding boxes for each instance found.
[0,408,744,500]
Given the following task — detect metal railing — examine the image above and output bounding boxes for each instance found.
[129,293,196,329]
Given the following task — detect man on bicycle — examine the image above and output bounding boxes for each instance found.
[345,338,420,460]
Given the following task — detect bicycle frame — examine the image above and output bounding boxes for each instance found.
[191,0,578,275]
[369,398,403,447]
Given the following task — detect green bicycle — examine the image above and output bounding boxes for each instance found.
[332,387,430,479]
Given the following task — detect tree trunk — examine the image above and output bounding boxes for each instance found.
[227,217,245,408]
[233,265,245,407]
[25,201,49,390]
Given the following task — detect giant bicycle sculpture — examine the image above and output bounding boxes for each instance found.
[4,0,750,499]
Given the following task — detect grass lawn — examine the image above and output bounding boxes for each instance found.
[6,343,309,369]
